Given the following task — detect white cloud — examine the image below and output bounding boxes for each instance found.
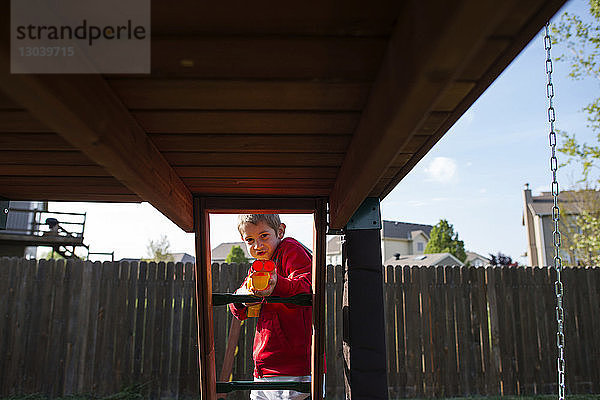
[424,157,458,183]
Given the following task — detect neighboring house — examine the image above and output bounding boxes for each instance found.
[326,235,343,265]
[326,220,433,264]
[211,241,252,264]
[171,252,196,263]
[522,184,600,266]
[119,252,196,264]
[465,251,490,267]
[383,252,463,267]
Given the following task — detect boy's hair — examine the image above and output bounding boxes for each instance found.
[237,214,282,235]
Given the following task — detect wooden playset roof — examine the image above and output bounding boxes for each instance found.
[0,0,566,232]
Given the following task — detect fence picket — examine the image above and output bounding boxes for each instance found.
[63,260,84,394]
[384,265,397,398]
[170,262,184,399]
[586,267,600,393]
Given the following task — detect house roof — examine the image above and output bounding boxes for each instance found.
[384,252,463,267]
[528,190,600,216]
[118,252,195,263]
[326,236,342,255]
[383,221,433,240]
[0,1,566,231]
[211,242,252,261]
[466,251,490,263]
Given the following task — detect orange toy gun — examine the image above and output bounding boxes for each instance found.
[246,260,275,317]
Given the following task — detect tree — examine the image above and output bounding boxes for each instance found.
[489,252,519,267]
[551,1,600,266]
[143,234,174,262]
[225,245,248,264]
[424,219,467,262]
[559,188,600,265]
[552,0,600,183]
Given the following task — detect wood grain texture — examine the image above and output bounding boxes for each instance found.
[133,111,359,134]
[109,79,370,111]
[311,198,327,400]
[194,198,216,400]
[146,37,386,79]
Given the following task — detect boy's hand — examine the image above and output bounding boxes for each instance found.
[235,280,260,307]
[251,273,277,297]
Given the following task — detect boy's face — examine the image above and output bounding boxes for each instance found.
[240,220,285,260]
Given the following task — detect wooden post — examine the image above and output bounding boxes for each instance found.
[194,197,216,399]
[311,198,327,400]
[343,198,389,399]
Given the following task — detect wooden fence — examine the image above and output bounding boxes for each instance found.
[1,258,599,399]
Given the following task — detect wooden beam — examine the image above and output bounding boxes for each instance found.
[203,197,317,213]
[0,24,193,231]
[328,0,522,228]
[311,198,327,400]
[194,197,216,399]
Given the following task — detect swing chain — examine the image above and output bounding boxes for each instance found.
[545,22,566,400]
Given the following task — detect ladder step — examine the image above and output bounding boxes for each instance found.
[216,381,310,393]
[212,293,312,307]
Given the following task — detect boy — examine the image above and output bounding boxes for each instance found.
[229,214,312,400]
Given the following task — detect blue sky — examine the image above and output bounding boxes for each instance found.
[47,0,598,263]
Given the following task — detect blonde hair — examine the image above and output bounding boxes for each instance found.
[237,214,282,234]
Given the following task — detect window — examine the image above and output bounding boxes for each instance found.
[417,242,424,252]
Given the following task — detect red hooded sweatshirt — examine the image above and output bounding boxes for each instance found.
[229,237,312,377]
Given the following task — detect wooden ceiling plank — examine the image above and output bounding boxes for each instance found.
[174,166,339,179]
[151,0,400,36]
[434,82,476,112]
[0,165,109,176]
[204,197,317,213]
[164,152,345,167]
[1,192,141,202]
[0,45,194,231]
[149,134,351,153]
[0,91,18,109]
[0,151,96,165]
[109,79,370,111]
[329,0,523,229]
[0,176,133,187]
[183,178,334,189]
[144,37,386,79]
[378,0,567,199]
[0,133,75,150]
[459,38,511,81]
[193,187,330,196]
[0,111,51,131]
[2,186,135,195]
[134,111,359,134]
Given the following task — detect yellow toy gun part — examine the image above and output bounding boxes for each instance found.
[246,260,275,317]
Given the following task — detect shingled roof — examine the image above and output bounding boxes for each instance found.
[382,220,433,240]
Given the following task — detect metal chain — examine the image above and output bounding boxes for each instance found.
[544,22,565,400]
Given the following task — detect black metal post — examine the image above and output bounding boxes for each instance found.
[342,198,388,399]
